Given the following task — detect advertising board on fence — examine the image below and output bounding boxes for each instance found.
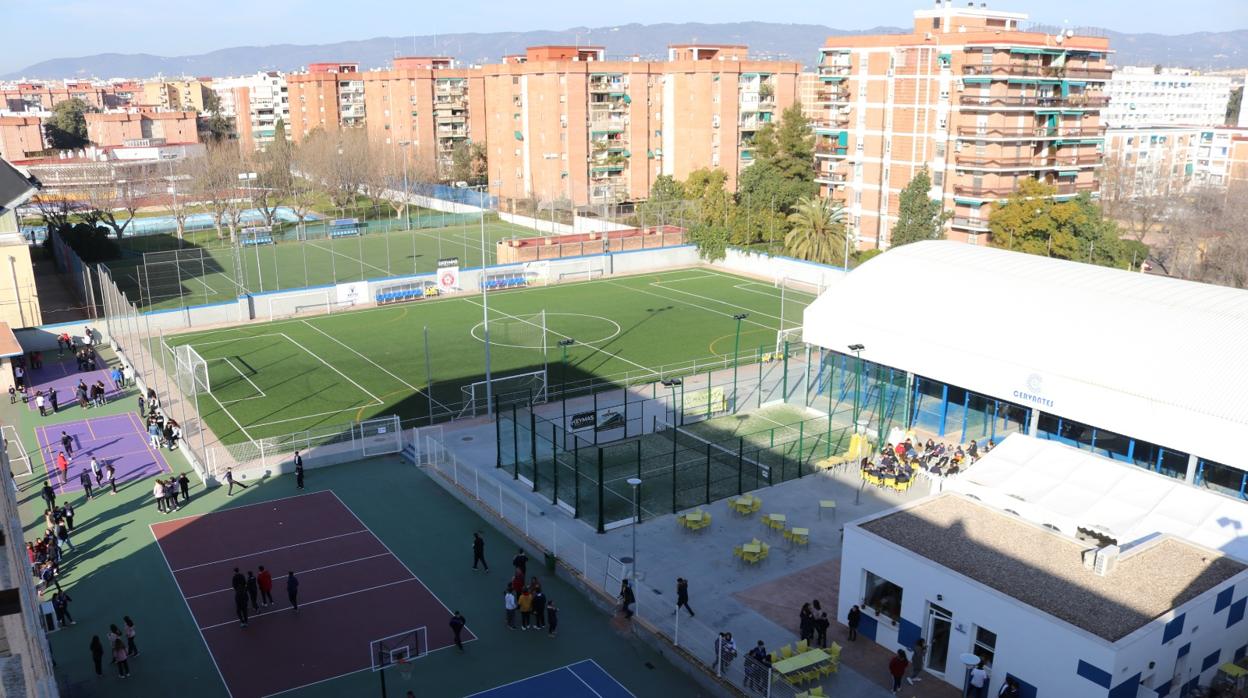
[437,257,460,292]
[684,387,727,414]
[570,411,596,431]
[335,281,369,307]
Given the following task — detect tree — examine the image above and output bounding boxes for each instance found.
[271,118,288,148]
[193,142,244,241]
[46,99,91,149]
[1226,87,1242,126]
[299,128,371,210]
[637,175,687,227]
[31,194,75,230]
[448,141,487,186]
[165,158,199,239]
[889,168,949,247]
[988,178,1144,268]
[682,169,735,262]
[82,176,144,239]
[784,196,847,265]
[751,103,815,182]
[200,89,234,142]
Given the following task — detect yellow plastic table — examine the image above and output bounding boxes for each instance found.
[742,542,762,555]
[819,500,836,519]
[772,649,830,675]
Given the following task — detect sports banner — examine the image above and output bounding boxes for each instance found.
[684,387,727,414]
[437,257,460,292]
[335,281,369,306]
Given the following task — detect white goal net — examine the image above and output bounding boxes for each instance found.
[174,343,211,395]
[459,369,547,417]
[357,415,403,457]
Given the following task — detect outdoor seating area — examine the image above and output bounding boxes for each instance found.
[677,509,712,531]
[730,494,762,515]
[861,469,916,492]
[734,538,771,564]
[770,641,842,688]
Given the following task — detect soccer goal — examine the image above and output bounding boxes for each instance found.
[1,424,32,477]
[357,415,403,458]
[775,327,803,356]
[174,343,211,395]
[459,369,548,418]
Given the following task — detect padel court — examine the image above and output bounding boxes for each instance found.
[150,490,472,697]
[468,660,635,698]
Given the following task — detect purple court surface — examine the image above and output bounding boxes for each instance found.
[21,350,123,414]
[35,413,172,495]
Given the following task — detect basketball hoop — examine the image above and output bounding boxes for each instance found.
[396,657,413,681]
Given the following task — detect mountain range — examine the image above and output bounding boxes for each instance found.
[6,22,1247,80]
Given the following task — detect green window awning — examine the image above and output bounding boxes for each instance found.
[622,94,632,104]
[954,197,985,206]
[963,77,992,84]
[1036,109,1061,115]
[513,131,524,140]
[1010,48,1043,55]
[819,75,847,82]
[1064,80,1087,87]
[1185,163,1194,175]
[742,73,759,78]
[1057,170,1079,177]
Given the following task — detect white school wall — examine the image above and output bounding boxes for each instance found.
[711,247,847,289]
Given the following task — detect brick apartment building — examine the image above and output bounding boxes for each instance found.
[0,81,138,113]
[212,71,291,151]
[0,116,46,161]
[814,1,1110,248]
[85,111,200,148]
[286,45,801,207]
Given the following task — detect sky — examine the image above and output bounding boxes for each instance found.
[5,0,1246,73]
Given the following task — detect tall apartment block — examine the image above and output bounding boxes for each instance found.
[0,80,138,113]
[286,63,364,138]
[815,2,1110,248]
[140,79,213,112]
[1103,67,1232,128]
[481,44,800,207]
[211,71,290,151]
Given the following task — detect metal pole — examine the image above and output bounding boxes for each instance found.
[627,477,641,581]
[732,314,747,413]
[481,189,493,416]
[424,326,434,424]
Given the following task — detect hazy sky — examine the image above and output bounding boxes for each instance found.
[6,0,1246,73]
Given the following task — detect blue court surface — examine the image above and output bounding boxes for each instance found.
[467,660,636,698]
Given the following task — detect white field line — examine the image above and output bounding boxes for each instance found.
[305,238,392,278]
[603,278,776,331]
[298,320,452,413]
[215,357,267,405]
[279,332,383,404]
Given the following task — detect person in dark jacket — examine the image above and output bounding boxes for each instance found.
[246,570,260,611]
[847,604,862,641]
[472,532,489,572]
[448,611,467,651]
[89,636,104,677]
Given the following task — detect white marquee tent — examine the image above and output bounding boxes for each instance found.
[946,435,1248,561]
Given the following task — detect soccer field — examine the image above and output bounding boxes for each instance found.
[107,218,539,311]
[162,268,817,445]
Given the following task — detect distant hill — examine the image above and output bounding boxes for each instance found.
[7,22,1247,80]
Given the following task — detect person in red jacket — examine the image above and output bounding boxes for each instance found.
[55,451,70,485]
[888,649,909,693]
[256,566,274,607]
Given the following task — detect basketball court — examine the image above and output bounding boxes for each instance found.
[467,660,636,697]
[34,413,172,493]
[150,490,472,697]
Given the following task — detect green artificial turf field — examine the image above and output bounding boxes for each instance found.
[161,268,816,445]
[106,217,539,311]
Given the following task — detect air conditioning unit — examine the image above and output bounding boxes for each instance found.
[1093,545,1120,576]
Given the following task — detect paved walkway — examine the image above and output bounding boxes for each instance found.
[32,257,93,324]
[430,414,962,697]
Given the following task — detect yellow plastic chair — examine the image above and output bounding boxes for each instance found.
[743,549,760,564]
[811,687,827,697]
[782,528,794,543]
[796,639,809,653]
[733,545,743,560]
[796,692,811,698]
[750,498,762,513]
[819,661,835,678]
[780,644,794,659]
[794,532,810,547]
[783,673,801,687]
[760,542,771,559]
[800,669,819,685]
[828,642,842,661]
[883,476,897,489]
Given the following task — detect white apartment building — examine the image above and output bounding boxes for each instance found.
[211,72,290,151]
[1104,66,1232,128]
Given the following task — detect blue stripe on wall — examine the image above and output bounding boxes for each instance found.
[859,613,879,642]
[1178,642,1191,658]
[1202,649,1222,672]
[1215,586,1235,613]
[1228,598,1247,629]
[1076,659,1113,689]
[1109,673,1141,698]
[1155,678,1172,696]
[1235,645,1247,662]
[1163,614,1186,644]
[897,617,922,650]
[1007,674,1038,698]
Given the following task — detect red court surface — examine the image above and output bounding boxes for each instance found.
[151,491,473,698]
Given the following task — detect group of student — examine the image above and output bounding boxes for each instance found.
[88,618,139,679]
[231,566,299,628]
[500,547,559,637]
[28,491,76,602]
[152,474,191,514]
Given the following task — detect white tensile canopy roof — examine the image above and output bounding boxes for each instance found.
[802,240,1248,470]
[946,435,1248,561]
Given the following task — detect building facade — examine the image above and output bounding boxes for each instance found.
[85,111,200,148]
[139,79,213,112]
[0,117,45,161]
[814,2,1110,248]
[0,80,138,114]
[211,72,290,151]
[1103,67,1233,128]
[1102,125,1248,198]
[286,62,362,139]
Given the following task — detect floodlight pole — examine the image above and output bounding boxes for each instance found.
[481,181,493,415]
[662,378,683,427]
[849,344,865,431]
[627,477,642,581]
[732,313,749,413]
[559,338,575,448]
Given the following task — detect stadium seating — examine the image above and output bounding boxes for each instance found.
[481,273,529,291]
[240,232,274,246]
[375,285,439,306]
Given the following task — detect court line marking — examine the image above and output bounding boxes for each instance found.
[153,490,336,524]
[279,332,383,404]
[576,659,638,698]
[460,297,659,376]
[298,319,448,411]
[126,410,174,477]
[603,278,776,332]
[219,357,267,401]
[198,577,419,631]
[148,522,235,698]
[170,529,370,573]
[183,552,393,600]
[646,280,787,324]
[1,424,32,476]
[33,426,64,493]
[463,660,634,698]
[190,333,285,348]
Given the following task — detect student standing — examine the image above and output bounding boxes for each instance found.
[969,661,990,698]
[472,533,488,572]
[64,501,74,532]
[79,470,94,500]
[60,431,74,457]
[545,599,558,638]
[746,641,771,692]
[847,604,862,641]
[257,566,273,606]
[55,452,69,485]
[90,456,102,485]
[51,591,75,625]
[532,587,547,629]
[813,599,830,648]
[55,520,73,552]
[35,392,45,416]
[111,638,130,678]
[286,571,300,612]
[619,579,635,619]
[123,617,139,656]
[49,389,59,413]
[512,549,528,577]
[153,481,167,514]
[231,568,249,627]
[448,611,466,651]
[147,421,161,449]
[90,636,104,677]
[907,637,926,685]
[294,451,304,489]
[503,588,516,629]
[517,587,533,630]
[106,464,116,494]
[41,482,56,512]
[675,577,695,617]
[799,603,814,644]
[137,395,144,416]
[178,472,190,503]
[888,649,909,694]
[246,571,260,612]
[224,468,248,496]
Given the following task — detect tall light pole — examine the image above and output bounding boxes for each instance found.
[848,344,865,431]
[397,140,411,229]
[627,477,642,582]
[480,178,495,414]
[732,313,749,411]
[558,338,575,447]
[661,378,682,427]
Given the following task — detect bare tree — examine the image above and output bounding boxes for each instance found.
[31,193,76,230]
[248,137,292,227]
[193,142,244,242]
[81,176,144,239]
[299,127,370,212]
[1191,188,1248,289]
[165,158,199,240]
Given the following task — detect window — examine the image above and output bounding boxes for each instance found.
[935,143,946,159]
[933,170,944,186]
[864,571,903,621]
[973,626,997,667]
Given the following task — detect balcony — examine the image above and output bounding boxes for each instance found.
[589,76,627,93]
[817,65,851,80]
[962,64,1113,81]
[953,181,1099,198]
[954,153,1102,169]
[815,172,848,186]
[813,144,849,158]
[949,216,991,231]
[959,94,1110,109]
[816,88,851,104]
[956,125,1105,139]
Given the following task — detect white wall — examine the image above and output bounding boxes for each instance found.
[712,247,847,289]
[498,211,577,235]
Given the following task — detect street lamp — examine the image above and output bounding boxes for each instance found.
[732,313,749,411]
[661,378,683,427]
[626,477,642,581]
[848,344,865,432]
[397,140,412,230]
[558,338,575,447]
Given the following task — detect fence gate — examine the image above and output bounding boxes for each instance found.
[358,416,403,457]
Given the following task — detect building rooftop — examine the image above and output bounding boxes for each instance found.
[859,494,1246,642]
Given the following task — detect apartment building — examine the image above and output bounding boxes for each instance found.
[1103,126,1202,198]
[212,72,290,151]
[0,80,138,114]
[483,43,800,207]
[286,62,364,138]
[1103,67,1232,128]
[140,79,213,112]
[360,57,485,179]
[85,111,200,148]
[0,116,46,161]
[815,1,1110,248]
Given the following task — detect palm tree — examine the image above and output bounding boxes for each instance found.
[783,196,847,265]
